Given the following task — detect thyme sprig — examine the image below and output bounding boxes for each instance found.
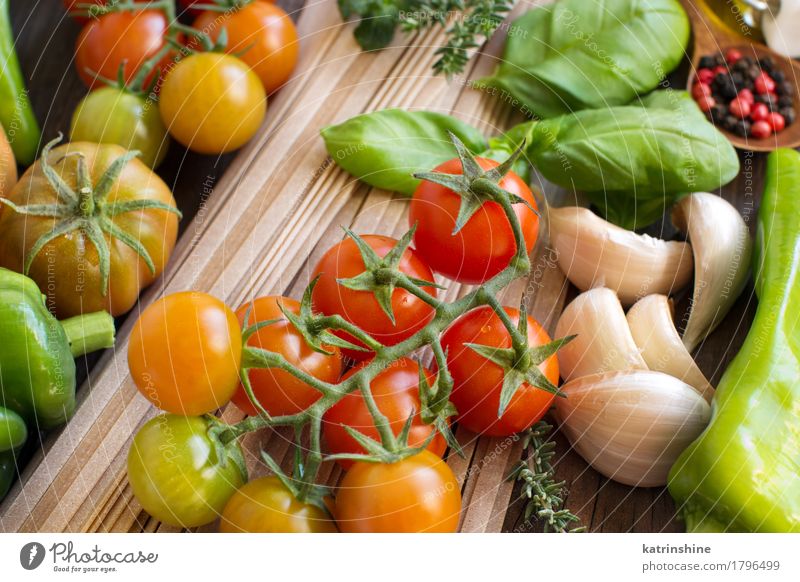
[510,421,585,533]
[338,0,513,76]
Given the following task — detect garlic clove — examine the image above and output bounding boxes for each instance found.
[627,294,715,403]
[548,206,694,306]
[554,370,710,487]
[671,193,753,353]
[555,287,648,382]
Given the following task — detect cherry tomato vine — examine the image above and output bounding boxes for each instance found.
[192,135,576,520]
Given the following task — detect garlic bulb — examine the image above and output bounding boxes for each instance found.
[548,206,694,306]
[672,193,753,353]
[554,370,710,487]
[627,295,715,403]
[555,287,647,382]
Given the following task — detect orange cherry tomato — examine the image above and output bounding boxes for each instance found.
[336,450,462,533]
[232,296,343,417]
[193,2,298,94]
[220,476,337,533]
[75,10,173,90]
[440,306,559,436]
[128,292,243,415]
[322,358,446,468]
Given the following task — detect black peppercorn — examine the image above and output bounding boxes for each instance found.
[759,56,775,73]
[699,55,717,69]
[772,70,785,83]
[778,95,794,109]
[709,103,727,124]
[715,54,726,67]
[780,107,796,125]
[777,82,793,97]
[723,115,739,131]
[733,119,751,137]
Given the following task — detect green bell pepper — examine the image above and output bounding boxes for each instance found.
[668,148,800,532]
[0,406,27,452]
[0,268,115,430]
[0,0,41,165]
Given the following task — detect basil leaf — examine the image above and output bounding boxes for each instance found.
[338,0,400,51]
[527,91,740,228]
[321,109,488,195]
[479,0,690,118]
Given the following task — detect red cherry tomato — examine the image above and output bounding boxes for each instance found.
[767,112,786,132]
[322,358,446,469]
[750,120,773,139]
[232,296,343,417]
[75,10,173,90]
[729,97,751,119]
[440,306,560,436]
[755,72,776,95]
[311,234,437,361]
[409,157,539,284]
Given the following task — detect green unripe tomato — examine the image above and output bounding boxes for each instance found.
[0,406,27,452]
[70,87,169,168]
[127,414,247,527]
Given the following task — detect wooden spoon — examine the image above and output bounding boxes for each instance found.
[680,0,800,152]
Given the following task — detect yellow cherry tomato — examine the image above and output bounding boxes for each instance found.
[159,53,266,154]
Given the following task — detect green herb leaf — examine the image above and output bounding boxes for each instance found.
[321,109,487,195]
[526,92,739,228]
[479,0,690,118]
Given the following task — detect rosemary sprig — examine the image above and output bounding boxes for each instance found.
[509,421,585,533]
[338,0,513,76]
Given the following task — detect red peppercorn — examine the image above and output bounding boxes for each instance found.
[751,102,770,122]
[755,72,776,94]
[725,48,743,64]
[751,120,773,139]
[696,95,716,112]
[713,65,728,76]
[696,68,715,85]
[768,112,786,132]
[738,88,754,104]
[692,82,712,100]
[729,97,751,118]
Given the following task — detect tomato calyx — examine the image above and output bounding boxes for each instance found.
[324,406,439,466]
[336,227,443,325]
[203,414,249,483]
[465,302,574,416]
[413,132,535,235]
[417,364,463,456]
[0,136,182,296]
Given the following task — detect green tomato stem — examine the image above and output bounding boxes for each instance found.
[61,311,116,358]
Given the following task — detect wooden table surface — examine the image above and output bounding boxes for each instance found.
[6,0,770,533]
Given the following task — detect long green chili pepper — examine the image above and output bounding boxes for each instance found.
[0,0,41,165]
[668,148,800,532]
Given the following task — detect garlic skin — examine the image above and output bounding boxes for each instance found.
[627,295,715,403]
[672,193,753,353]
[555,287,647,382]
[548,206,694,306]
[554,370,710,487]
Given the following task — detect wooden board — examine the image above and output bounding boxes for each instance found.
[1,0,768,533]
